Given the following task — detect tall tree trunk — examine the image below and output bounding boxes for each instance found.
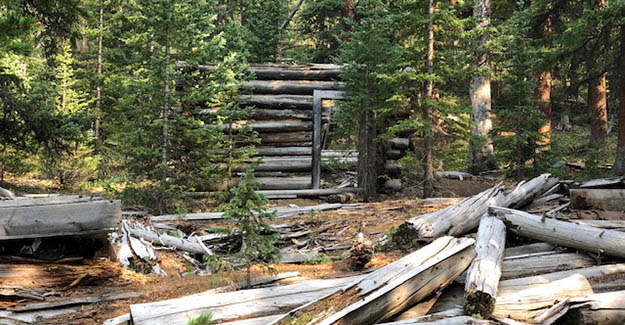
[588,0,608,148]
[358,107,377,201]
[614,6,625,174]
[469,0,495,173]
[422,0,435,198]
[162,37,170,183]
[94,0,103,154]
[536,15,552,150]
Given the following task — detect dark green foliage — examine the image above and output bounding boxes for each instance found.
[219,168,280,286]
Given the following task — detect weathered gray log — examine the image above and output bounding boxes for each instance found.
[572,219,625,230]
[209,121,313,133]
[260,188,361,199]
[0,186,15,199]
[260,131,312,144]
[464,215,506,318]
[503,242,555,257]
[570,189,625,210]
[151,203,344,222]
[0,199,120,239]
[491,206,625,258]
[246,80,342,95]
[256,176,311,190]
[389,137,410,149]
[0,195,97,207]
[252,109,312,120]
[183,63,341,80]
[377,316,492,325]
[8,292,138,312]
[395,174,558,246]
[501,252,594,280]
[119,220,166,275]
[579,177,624,189]
[560,290,625,325]
[242,94,313,109]
[271,236,476,325]
[492,274,594,322]
[436,171,474,180]
[497,263,625,297]
[415,197,465,207]
[125,221,210,255]
[386,149,403,159]
[129,275,363,325]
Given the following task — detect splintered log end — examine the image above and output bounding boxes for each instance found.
[465,291,496,319]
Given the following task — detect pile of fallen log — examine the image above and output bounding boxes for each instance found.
[104,174,625,325]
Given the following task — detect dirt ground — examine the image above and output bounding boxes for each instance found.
[2,178,498,324]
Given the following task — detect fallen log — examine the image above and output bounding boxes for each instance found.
[246,80,342,95]
[129,275,363,325]
[0,186,15,199]
[125,221,210,255]
[394,174,558,246]
[377,316,492,324]
[271,236,476,325]
[570,189,625,210]
[0,198,120,240]
[492,274,594,322]
[151,203,344,221]
[436,171,473,180]
[501,252,594,280]
[258,188,361,199]
[572,219,625,230]
[579,177,624,189]
[503,242,556,257]
[560,290,625,325]
[242,94,313,109]
[491,206,625,258]
[464,215,506,318]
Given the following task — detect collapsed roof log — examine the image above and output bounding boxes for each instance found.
[129,275,363,325]
[271,236,476,325]
[0,198,120,240]
[560,290,625,325]
[491,206,625,258]
[464,215,506,318]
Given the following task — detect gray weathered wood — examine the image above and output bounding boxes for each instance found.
[260,131,312,144]
[247,80,342,95]
[0,199,120,239]
[183,63,341,80]
[570,189,625,210]
[8,292,139,312]
[501,252,594,279]
[129,275,363,325]
[503,243,555,257]
[579,177,624,189]
[436,171,474,180]
[242,94,313,109]
[464,215,506,318]
[125,221,210,255]
[377,316,492,325]
[561,290,625,325]
[491,206,625,258]
[0,187,15,199]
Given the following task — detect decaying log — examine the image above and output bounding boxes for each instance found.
[436,171,473,180]
[349,233,374,270]
[395,174,558,246]
[151,203,344,221]
[242,94,313,109]
[129,275,363,325]
[246,80,342,95]
[260,131,312,144]
[256,177,310,190]
[501,252,594,280]
[8,292,139,312]
[119,221,166,275]
[125,221,210,255]
[491,206,625,258]
[572,219,625,230]
[570,189,625,210]
[503,242,555,257]
[560,290,625,325]
[258,188,361,199]
[579,177,624,189]
[272,236,476,325]
[377,316,492,325]
[0,198,121,240]
[0,306,81,324]
[464,215,506,318]
[0,261,122,289]
[0,186,15,199]
[492,274,594,322]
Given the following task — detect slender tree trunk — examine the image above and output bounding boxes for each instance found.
[280,0,305,30]
[358,106,377,201]
[422,0,435,198]
[535,14,553,149]
[614,7,625,174]
[469,0,495,173]
[162,37,170,182]
[94,0,103,154]
[588,0,608,148]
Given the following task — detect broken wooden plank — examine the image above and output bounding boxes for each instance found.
[272,236,476,325]
[560,290,625,325]
[570,189,625,210]
[129,275,363,325]
[491,206,625,258]
[464,215,506,318]
[8,292,139,312]
[395,174,558,246]
[0,199,120,240]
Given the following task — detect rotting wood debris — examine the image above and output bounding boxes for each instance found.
[2,175,625,324]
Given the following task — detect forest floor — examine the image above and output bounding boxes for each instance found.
[0,177,500,324]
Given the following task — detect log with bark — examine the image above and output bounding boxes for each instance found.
[560,290,625,325]
[491,206,625,258]
[271,236,476,325]
[246,80,342,95]
[0,198,121,240]
[464,215,506,318]
[570,189,625,210]
[129,275,363,325]
[394,174,558,246]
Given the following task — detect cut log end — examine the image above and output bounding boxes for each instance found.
[464,291,495,319]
